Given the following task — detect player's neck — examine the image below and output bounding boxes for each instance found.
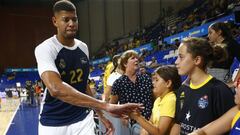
[56,35,75,47]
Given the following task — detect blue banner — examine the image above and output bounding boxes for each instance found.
[164,14,235,44]
[6,68,38,72]
[133,43,153,53]
[91,56,111,66]
[91,43,153,65]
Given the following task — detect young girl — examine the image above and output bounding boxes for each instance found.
[129,65,182,135]
[170,37,235,135]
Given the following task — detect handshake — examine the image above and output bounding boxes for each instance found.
[97,103,144,135]
[105,103,144,118]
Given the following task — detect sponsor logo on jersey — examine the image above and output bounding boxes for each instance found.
[198,95,208,109]
[80,57,88,64]
[59,59,66,69]
[180,122,198,134]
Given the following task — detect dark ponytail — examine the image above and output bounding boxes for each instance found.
[211,43,228,66]
[111,54,121,74]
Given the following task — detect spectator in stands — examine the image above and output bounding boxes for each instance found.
[148,57,159,69]
[189,78,240,135]
[110,50,154,133]
[103,60,113,94]
[170,37,235,135]
[162,41,170,50]
[34,1,143,135]
[207,22,240,86]
[129,65,181,135]
[139,54,147,68]
[158,35,163,46]
[35,82,42,106]
[174,39,181,48]
[25,80,33,104]
[103,54,122,102]
[139,67,147,74]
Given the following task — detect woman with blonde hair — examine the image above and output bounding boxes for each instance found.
[110,50,153,134]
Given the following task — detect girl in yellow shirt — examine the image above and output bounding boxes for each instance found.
[129,65,182,135]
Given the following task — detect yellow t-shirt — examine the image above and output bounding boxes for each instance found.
[103,62,113,91]
[152,91,176,125]
[231,111,240,128]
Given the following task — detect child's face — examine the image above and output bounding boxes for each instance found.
[152,74,169,98]
[175,43,195,75]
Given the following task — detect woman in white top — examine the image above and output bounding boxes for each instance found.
[103,54,123,102]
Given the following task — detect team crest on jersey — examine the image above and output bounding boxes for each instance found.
[59,59,66,69]
[198,95,208,109]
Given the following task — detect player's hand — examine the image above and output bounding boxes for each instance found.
[106,103,144,117]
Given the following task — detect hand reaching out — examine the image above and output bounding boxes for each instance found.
[106,103,144,117]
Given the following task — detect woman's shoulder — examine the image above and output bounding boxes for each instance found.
[114,75,127,82]
[138,73,152,80]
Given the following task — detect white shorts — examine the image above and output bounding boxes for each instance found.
[39,110,95,135]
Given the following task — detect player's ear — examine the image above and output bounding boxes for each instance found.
[52,16,57,27]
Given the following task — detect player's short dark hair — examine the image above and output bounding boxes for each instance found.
[53,0,76,14]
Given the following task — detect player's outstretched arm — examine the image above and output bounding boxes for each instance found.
[41,71,143,116]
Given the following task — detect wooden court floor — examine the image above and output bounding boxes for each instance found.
[0,98,20,135]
